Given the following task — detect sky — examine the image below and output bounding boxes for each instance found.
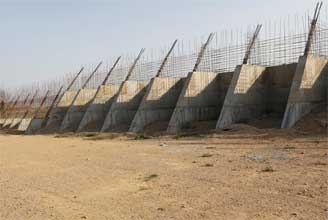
[0,0,324,88]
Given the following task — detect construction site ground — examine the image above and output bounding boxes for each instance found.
[1,115,327,220]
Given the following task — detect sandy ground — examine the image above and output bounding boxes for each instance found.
[0,128,327,220]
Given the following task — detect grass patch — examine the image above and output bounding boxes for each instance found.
[54,134,72,138]
[175,132,203,139]
[313,161,327,166]
[206,146,216,149]
[86,133,118,140]
[201,153,213,158]
[82,133,98,137]
[202,163,214,167]
[134,133,149,140]
[139,186,150,191]
[261,165,274,172]
[283,146,296,150]
[144,174,159,182]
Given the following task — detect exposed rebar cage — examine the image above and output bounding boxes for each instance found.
[2,7,328,112]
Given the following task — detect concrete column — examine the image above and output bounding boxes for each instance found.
[101,80,149,132]
[129,76,185,133]
[77,84,121,132]
[281,55,328,128]
[167,71,233,133]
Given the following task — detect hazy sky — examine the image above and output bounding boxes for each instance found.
[0,0,323,88]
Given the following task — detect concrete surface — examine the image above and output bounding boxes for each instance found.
[167,71,233,133]
[129,76,185,133]
[25,119,44,134]
[265,64,297,114]
[17,118,33,131]
[1,118,13,128]
[1,106,24,129]
[4,118,16,128]
[216,65,267,129]
[17,104,40,131]
[281,55,328,128]
[77,84,121,132]
[25,102,53,134]
[101,80,149,132]
[44,91,78,133]
[60,89,98,132]
[8,107,30,129]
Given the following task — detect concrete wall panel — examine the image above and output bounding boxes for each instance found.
[167,71,233,133]
[60,89,97,132]
[129,76,185,133]
[25,118,43,134]
[216,65,267,129]
[78,84,121,132]
[44,90,78,132]
[18,118,33,131]
[281,55,328,128]
[265,63,297,113]
[101,80,149,132]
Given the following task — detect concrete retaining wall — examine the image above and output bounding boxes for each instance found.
[25,119,44,134]
[6,56,325,133]
[167,71,233,133]
[265,64,297,114]
[216,63,298,129]
[281,55,328,128]
[77,84,121,132]
[2,118,13,128]
[0,118,11,128]
[8,107,29,129]
[60,89,97,132]
[25,104,52,134]
[216,65,267,129]
[9,118,21,129]
[0,119,4,126]
[129,76,185,133]
[1,108,21,128]
[17,104,40,131]
[44,90,78,132]
[1,118,10,128]
[101,80,149,132]
[0,107,10,126]
[18,118,33,131]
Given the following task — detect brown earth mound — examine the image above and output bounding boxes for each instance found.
[294,104,328,134]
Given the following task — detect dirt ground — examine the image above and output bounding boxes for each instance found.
[0,127,327,220]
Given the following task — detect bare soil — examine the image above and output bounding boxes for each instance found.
[0,125,327,220]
